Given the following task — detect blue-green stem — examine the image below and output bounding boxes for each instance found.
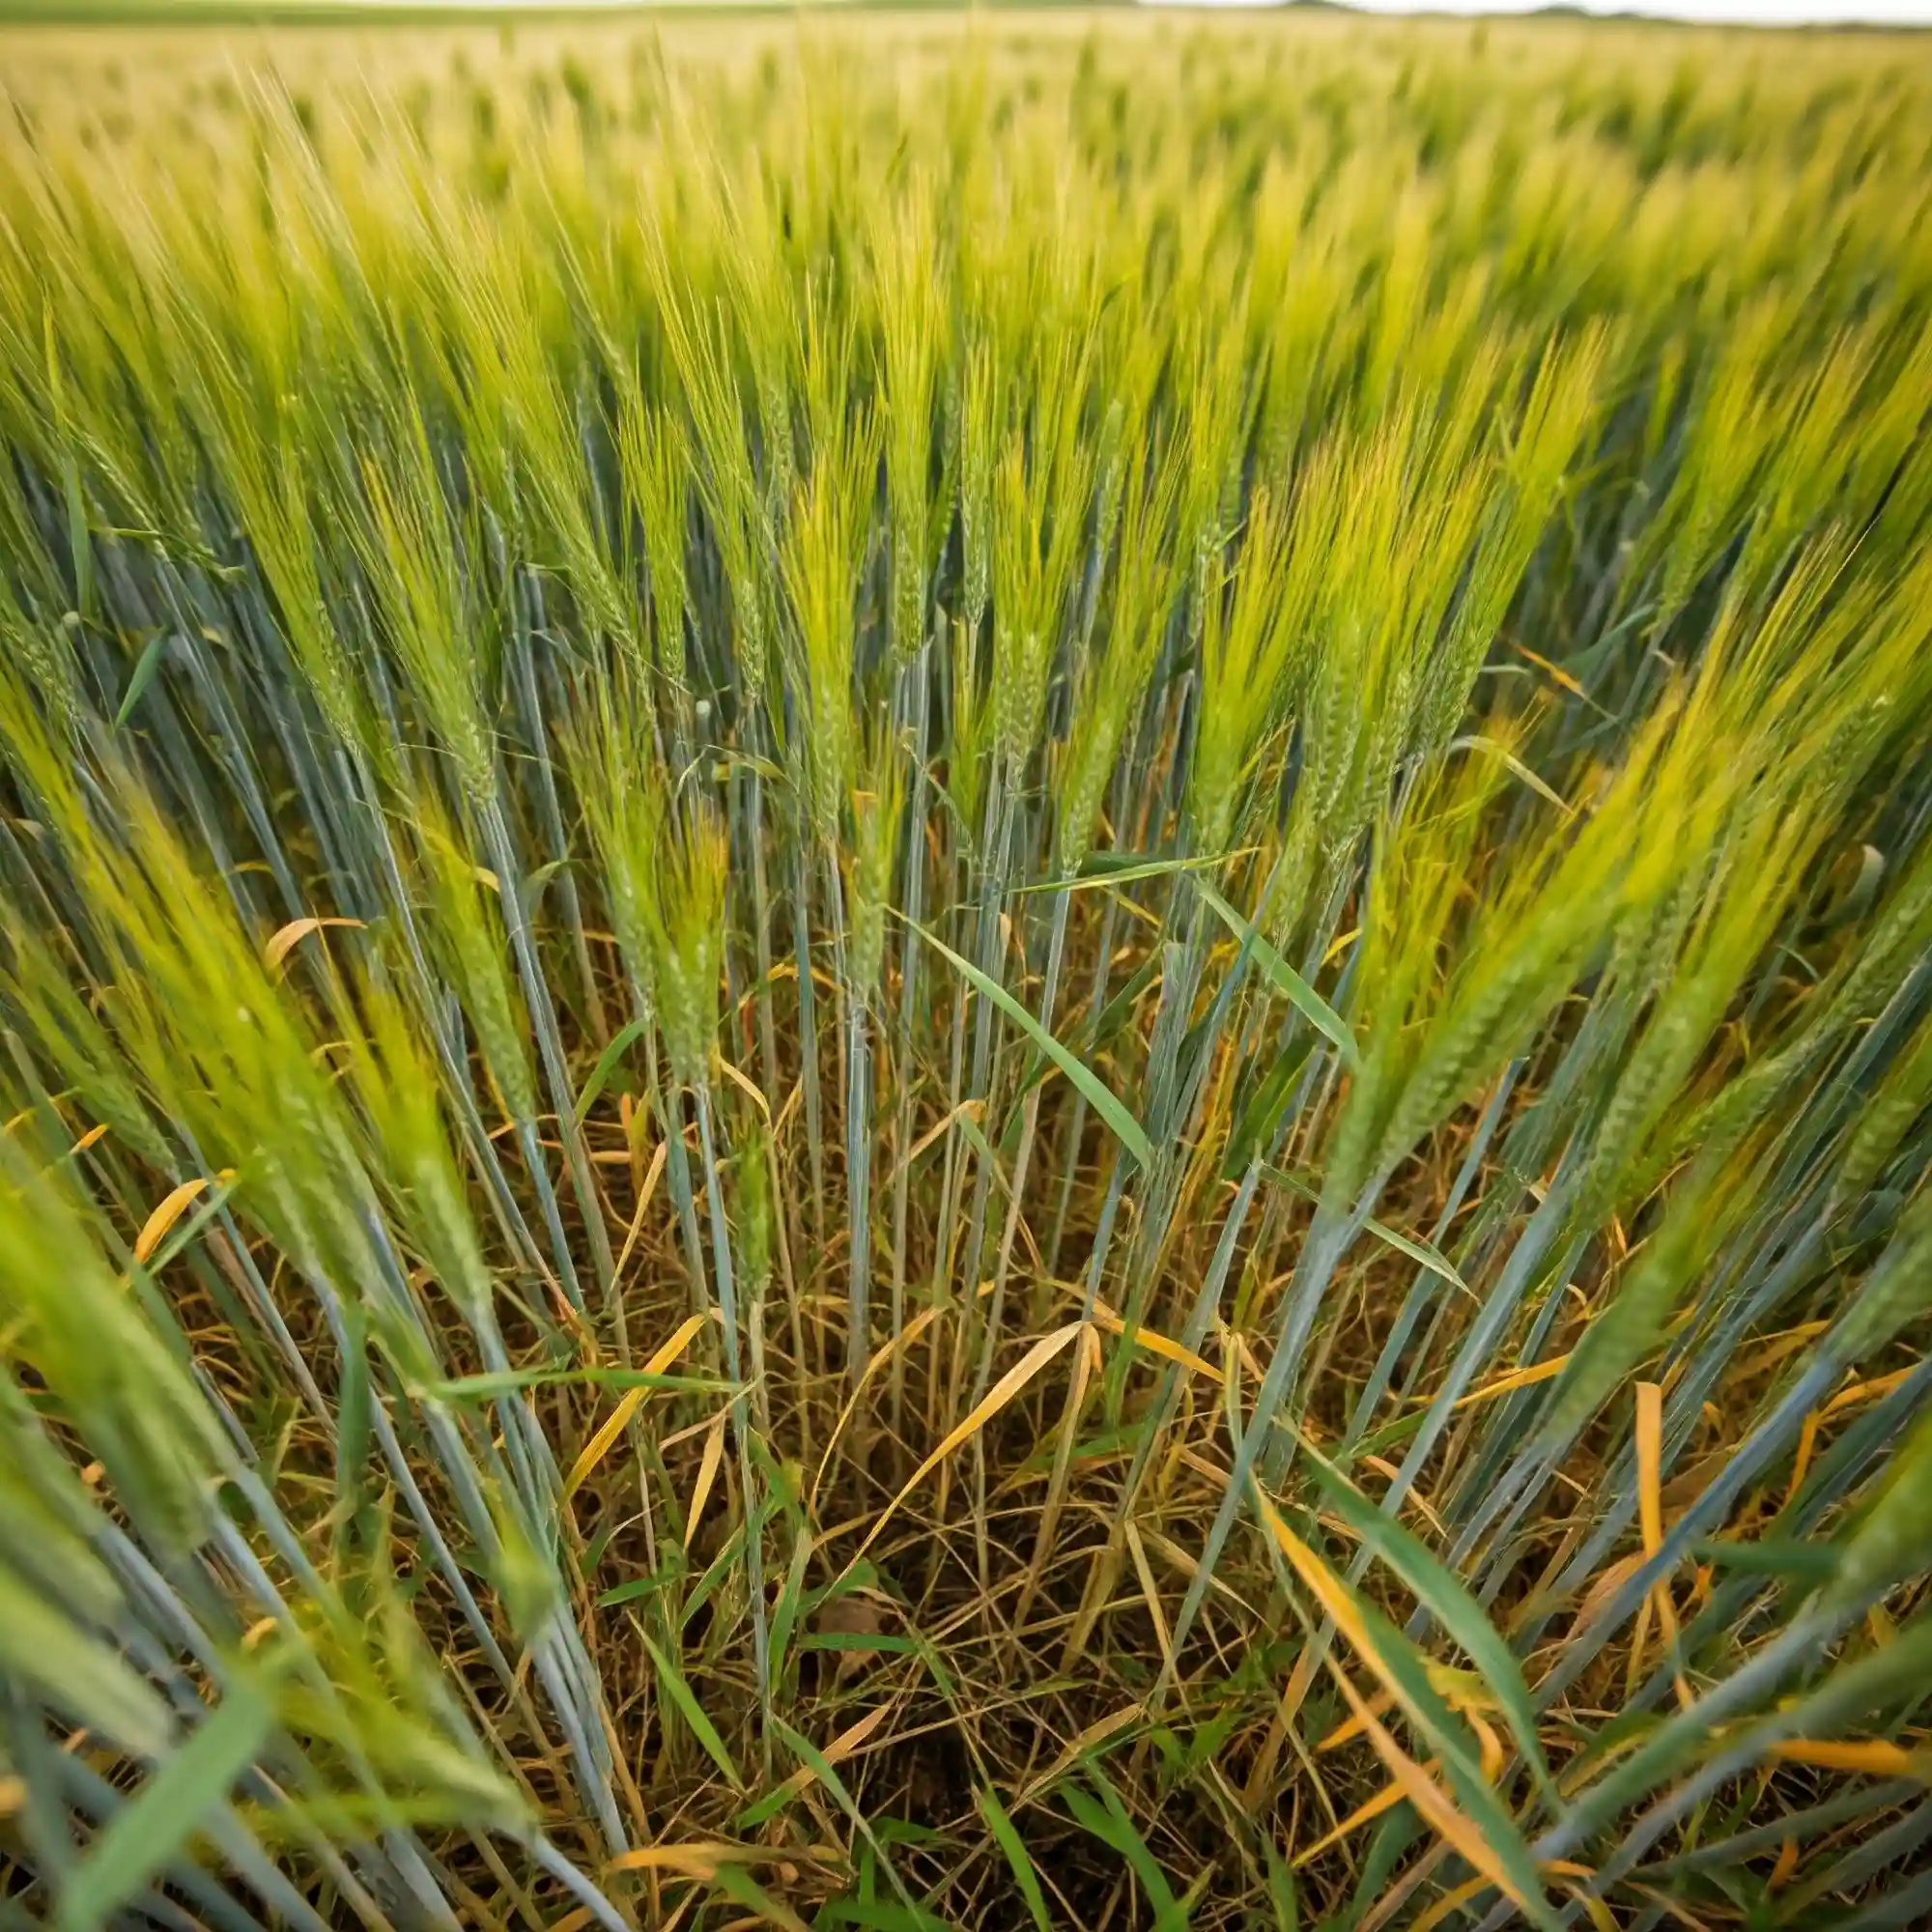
[887,639,931,1441]
[693,1081,771,1716]
[793,834,826,1252]
[481,797,615,1300]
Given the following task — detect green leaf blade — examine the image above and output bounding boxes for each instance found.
[1194,883,1358,1069]
[978,1784,1053,1932]
[904,915,1151,1169]
[59,1677,271,1932]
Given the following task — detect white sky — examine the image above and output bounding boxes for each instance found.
[1172,0,1932,18]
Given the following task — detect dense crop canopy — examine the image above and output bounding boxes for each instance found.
[1,14,1930,1930]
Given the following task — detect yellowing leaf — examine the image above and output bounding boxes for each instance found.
[1334,1667,1526,1915]
[1453,1353,1571,1409]
[564,1313,709,1502]
[1410,1872,1496,1932]
[262,916,364,971]
[1091,1295,1222,1382]
[1293,1775,1410,1865]
[749,1703,892,1816]
[133,1174,233,1264]
[1016,1701,1144,1804]
[686,1407,729,1547]
[607,1841,759,1877]
[1253,1488,1545,1921]
[846,1321,1083,1574]
[1766,1739,1923,1777]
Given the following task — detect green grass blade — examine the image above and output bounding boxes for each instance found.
[1264,1166,1471,1297]
[59,1675,272,1932]
[1193,883,1358,1068]
[1061,1773,1187,1931]
[1263,1840,1299,1931]
[573,1015,649,1125]
[708,1861,812,1932]
[770,1715,927,1920]
[640,1632,742,1789]
[0,1570,174,1758]
[1008,851,1239,897]
[113,632,170,729]
[977,1785,1053,1931]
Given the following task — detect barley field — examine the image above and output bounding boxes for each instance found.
[1,11,1929,1930]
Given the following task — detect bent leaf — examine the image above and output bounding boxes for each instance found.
[903,915,1151,1168]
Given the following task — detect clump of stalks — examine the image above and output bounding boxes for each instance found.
[3,14,1932,1932]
